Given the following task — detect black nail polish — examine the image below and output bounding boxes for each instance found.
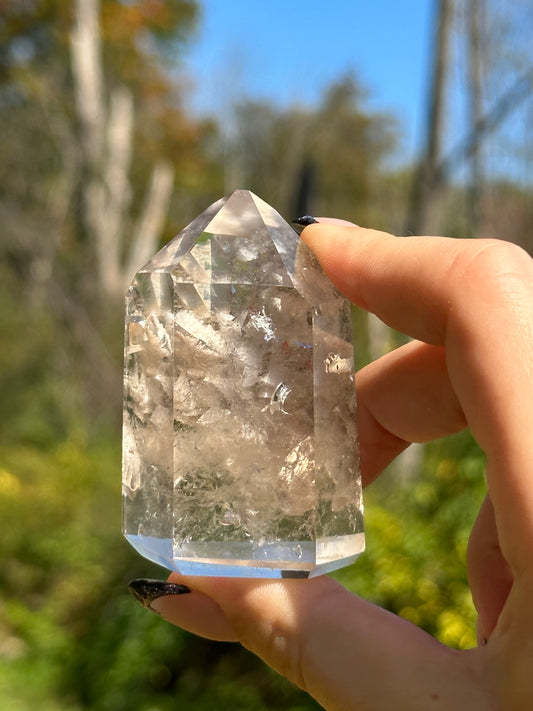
[129,578,191,611]
[292,215,318,233]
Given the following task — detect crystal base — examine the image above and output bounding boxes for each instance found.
[125,532,365,578]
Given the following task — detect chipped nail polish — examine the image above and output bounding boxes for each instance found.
[129,578,191,613]
[292,215,318,233]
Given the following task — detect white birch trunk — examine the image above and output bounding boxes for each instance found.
[70,0,174,301]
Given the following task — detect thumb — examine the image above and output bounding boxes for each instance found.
[142,574,487,710]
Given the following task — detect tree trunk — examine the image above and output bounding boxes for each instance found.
[405,0,454,235]
[466,0,484,235]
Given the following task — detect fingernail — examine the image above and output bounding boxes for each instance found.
[292,215,318,233]
[293,216,359,233]
[129,578,191,614]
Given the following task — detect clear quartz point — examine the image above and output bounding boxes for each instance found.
[122,190,364,578]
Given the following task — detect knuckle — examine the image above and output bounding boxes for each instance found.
[468,239,531,278]
[450,239,533,300]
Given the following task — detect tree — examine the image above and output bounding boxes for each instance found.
[224,75,396,226]
[0,0,222,426]
[405,0,533,245]
[405,0,453,236]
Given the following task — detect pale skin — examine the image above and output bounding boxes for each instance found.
[151,223,533,710]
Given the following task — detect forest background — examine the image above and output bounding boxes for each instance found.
[1,1,532,709]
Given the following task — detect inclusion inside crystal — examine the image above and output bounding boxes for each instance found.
[122,190,364,578]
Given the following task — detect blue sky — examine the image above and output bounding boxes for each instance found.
[181,0,435,162]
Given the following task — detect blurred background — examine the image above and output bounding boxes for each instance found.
[1,0,532,709]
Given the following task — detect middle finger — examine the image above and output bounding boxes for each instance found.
[356,340,466,485]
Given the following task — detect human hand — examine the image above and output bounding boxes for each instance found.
[130,223,533,710]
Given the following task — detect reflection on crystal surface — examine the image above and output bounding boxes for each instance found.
[123,190,364,577]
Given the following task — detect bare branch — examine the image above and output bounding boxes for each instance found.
[434,67,533,185]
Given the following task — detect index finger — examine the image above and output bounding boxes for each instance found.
[302,224,533,578]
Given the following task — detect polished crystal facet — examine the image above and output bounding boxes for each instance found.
[122,190,364,578]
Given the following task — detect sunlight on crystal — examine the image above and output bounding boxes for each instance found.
[122,190,364,577]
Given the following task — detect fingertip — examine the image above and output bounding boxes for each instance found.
[151,585,239,642]
[299,219,369,255]
[299,221,368,302]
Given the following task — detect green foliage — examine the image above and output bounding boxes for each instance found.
[0,428,487,709]
[0,268,83,448]
[0,435,324,710]
[0,436,118,709]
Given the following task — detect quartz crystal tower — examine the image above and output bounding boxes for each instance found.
[122,190,364,577]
